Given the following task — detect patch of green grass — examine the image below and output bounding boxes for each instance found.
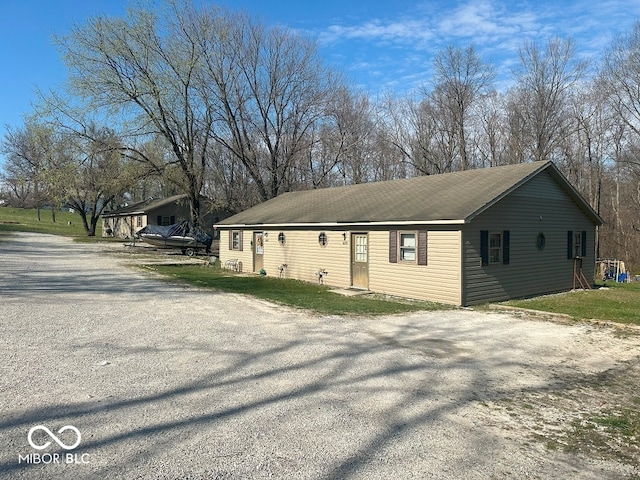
[506,282,640,325]
[144,263,448,316]
[592,411,638,437]
[0,206,103,239]
[564,409,640,465]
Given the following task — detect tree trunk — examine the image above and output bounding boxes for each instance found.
[88,215,98,237]
[189,190,201,227]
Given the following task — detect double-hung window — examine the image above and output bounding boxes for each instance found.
[399,232,416,262]
[573,232,582,258]
[231,230,241,251]
[567,231,587,259]
[389,230,427,265]
[480,230,510,266]
[489,232,502,264]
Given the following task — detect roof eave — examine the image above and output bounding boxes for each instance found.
[102,210,146,217]
[216,219,467,229]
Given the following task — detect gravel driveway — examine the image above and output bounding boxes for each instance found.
[1,232,638,479]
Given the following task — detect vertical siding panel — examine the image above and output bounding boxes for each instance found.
[480,230,489,266]
[502,230,510,265]
[417,230,427,266]
[389,231,397,263]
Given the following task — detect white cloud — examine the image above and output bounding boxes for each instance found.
[312,0,640,94]
[319,19,435,46]
[316,0,545,51]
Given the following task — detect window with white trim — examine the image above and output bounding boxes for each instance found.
[231,230,241,250]
[399,232,416,262]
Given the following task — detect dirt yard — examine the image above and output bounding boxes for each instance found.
[0,233,638,479]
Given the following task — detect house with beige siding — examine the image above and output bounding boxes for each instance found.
[102,194,229,252]
[216,161,603,306]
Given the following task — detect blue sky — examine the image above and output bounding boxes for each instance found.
[1,0,639,166]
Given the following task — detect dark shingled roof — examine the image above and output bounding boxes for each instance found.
[218,161,603,227]
[103,194,188,217]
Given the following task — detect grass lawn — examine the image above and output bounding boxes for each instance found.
[506,281,640,326]
[0,206,103,239]
[144,263,447,316]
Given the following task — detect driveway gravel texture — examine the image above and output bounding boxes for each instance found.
[0,232,638,479]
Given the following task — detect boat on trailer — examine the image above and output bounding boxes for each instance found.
[136,221,212,256]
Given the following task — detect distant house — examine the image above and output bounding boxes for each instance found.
[216,161,604,306]
[102,194,229,246]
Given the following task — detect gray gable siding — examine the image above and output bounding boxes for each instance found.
[462,170,596,305]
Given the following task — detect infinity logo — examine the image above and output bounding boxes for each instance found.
[27,425,81,450]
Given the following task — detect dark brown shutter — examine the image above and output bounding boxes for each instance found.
[502,230,510,265]
[418,230,427,265]
[238,230,243,251]
[229,230,233,250]
[389,230,397,263]
[480,230,489,266]
[567,231,573,259]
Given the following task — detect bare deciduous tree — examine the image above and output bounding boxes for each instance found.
[198,11,344,200]
[428,45,495,170]
[512,38,587,163]
[54,1,215,226]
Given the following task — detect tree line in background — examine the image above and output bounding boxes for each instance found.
[1,0,639,270]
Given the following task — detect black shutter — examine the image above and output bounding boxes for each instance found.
[581,231,587,257]
[238,230,243,251]
[502,230,510,265]
[567,231,573,259]
[157,215,162,226]
[389,231,397,263]
[170,215,175,224]
[418,230,427,266]
[480,230,489,266]
[229,231,233,250]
